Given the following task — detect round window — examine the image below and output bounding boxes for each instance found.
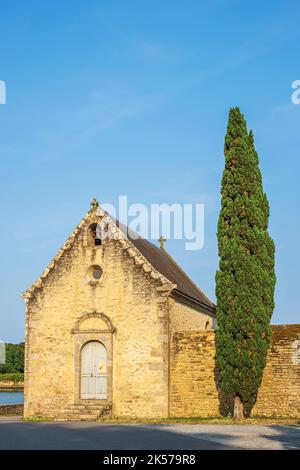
[92,266,103,280]
[87,264,103,281]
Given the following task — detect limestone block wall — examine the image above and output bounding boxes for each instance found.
[170,331,220,417]
[24,215,172,420]
[252,325,300,417]
[169,298,214,333]
[170,325,300,418]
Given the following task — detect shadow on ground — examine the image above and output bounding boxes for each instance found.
[0,419,299,450]
[259,426,300,450]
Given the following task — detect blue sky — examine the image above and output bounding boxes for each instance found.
[0,0,299,342]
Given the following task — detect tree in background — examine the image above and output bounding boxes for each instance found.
[0,343,24,373]
[216,107,276,419]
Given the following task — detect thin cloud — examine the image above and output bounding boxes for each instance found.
[46,92,168,162]
[19,9,300,167]
[19,88,170,166]
[95,14,179,62]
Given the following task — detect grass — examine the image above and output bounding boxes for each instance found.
[20,415,300,425]
[98,416,300,426]
[22,416,55,423]
[0,372,24,383]
[21,415,300,426]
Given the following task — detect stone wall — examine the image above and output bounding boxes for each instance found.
[252,325,300,417]
[170,325,300,418]
[170,331,220,417]
[169,298,214,332]
[0,404,23,416]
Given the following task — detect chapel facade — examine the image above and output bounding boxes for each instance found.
[23,199,216,420]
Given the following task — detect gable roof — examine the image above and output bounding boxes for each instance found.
[22,203,215,316]
[116,221,215,314]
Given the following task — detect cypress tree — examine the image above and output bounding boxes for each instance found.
[216,107,276,419]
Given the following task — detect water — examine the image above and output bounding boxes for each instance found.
[0,391,24,405]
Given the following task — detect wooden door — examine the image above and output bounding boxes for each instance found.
[81,341,107,399]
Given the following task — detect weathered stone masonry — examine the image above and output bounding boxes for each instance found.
[252,325,300,417]
[23,201,299,420]
[24,214,173,419]
[170,325,300,418]
[23,204,215,420]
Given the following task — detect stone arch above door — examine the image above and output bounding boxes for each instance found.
[73,312,114,406]
[72,312,116,334]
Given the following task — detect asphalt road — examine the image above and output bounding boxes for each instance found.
[0,417,299,450]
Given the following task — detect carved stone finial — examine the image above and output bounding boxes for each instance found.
[90,197,99,211]
[159,235,167,249]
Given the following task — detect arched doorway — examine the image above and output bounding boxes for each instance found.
[81,341,107,399]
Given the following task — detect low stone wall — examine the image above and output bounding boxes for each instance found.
[170,324,300,418]
[252,325,300,417]
[170,331,220,417]
[0,404,23,416]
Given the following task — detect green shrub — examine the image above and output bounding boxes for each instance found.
[0,343,24,373]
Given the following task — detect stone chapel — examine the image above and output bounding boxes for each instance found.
[22,198,216,420]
